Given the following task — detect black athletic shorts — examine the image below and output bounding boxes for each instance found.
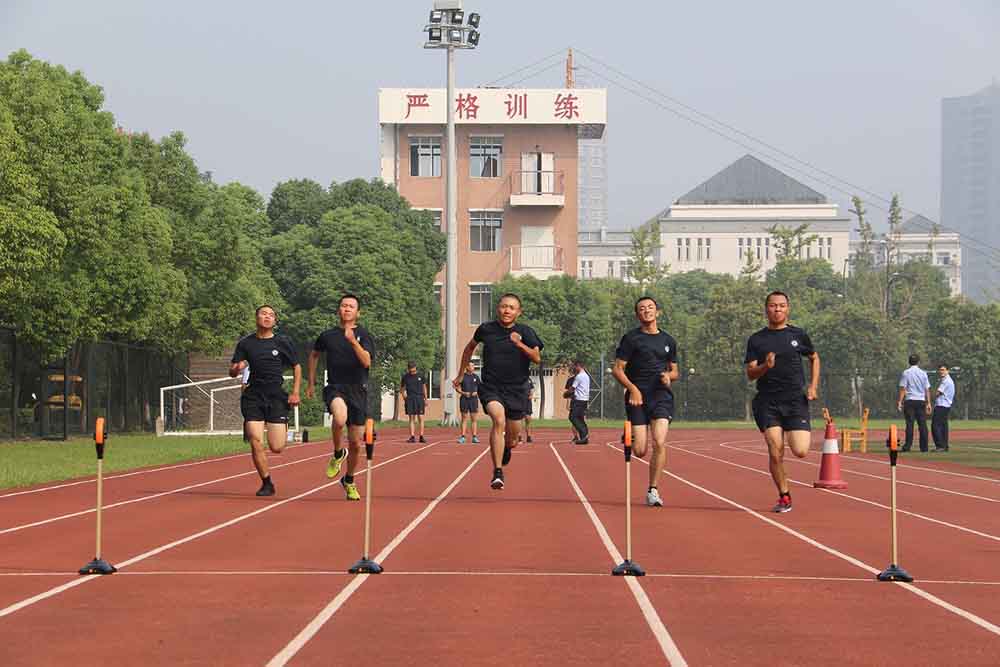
[323,383,368,427]
[752,392,811,432]
[404,394,426,416]
[459,396,479,414]
[241,386,289,424]
[478,381,530,421]
[625,386,673,426]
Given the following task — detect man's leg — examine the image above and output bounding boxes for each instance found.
[903,402,916,450]
[345,424,365,477]
[569,400,588,442]
[631,424,649,459]
[471,410,478,437]
[326,397,349,478]
[266,422,287,454]
[485,400,507,469]
[942,407,950,449]
[418,414,425,437]
[408,414,416,437]
[246,420,269,479]
[764,426,788,494]
[647,418,669,490]
[916,407,929,452]
[931,406,944,449]
[460,412,468,437]
[785,429,811,459]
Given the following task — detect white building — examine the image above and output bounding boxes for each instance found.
[578,227,635,280]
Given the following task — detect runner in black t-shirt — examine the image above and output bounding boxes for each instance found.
[612,296,679,508]
[454,293,543,490]
[229,305,302,497]
[306,294,374,501]
[401,362,428,443]
[744,291,821,514]
[458,362,481,444]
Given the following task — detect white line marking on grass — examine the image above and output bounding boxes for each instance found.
[267,447,489,667]
[718,443,1000,503]
[0,442,440,619]
[838,453,1000,484]
[672,444,1000,543]
[551,444,688,667]
[610,444,1000,638]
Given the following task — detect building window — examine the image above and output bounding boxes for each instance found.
[470,211,502,252]
[470,136,502,178]
[416,208,442,230]
[738,237,744,259]
[937,253,951,265]
[426,370,442,399]
[765,237,770,260]
[697,238,704,261]
[410,136,441,177]
[620,260,633,280]
[470,284,492,325]
[607,261,615,277]
[685,238,691,261]
[580,259,593,278]
[706,238,711,261]
[677,238,684,261]
[827,237,833,259]
[755,237,762,260]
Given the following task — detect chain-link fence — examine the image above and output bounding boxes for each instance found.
[0,329,186,439]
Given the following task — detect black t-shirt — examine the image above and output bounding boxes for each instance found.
[401,372,426,397]
[615,327,678,392]
[314,326,374,386]
[744,325,815,397]
[474,320,544,386]
[231,334,299,390]
[460,372,480,395]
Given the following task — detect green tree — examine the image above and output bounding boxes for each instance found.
[628,220,668,289]
[849,195,876,272]
[767,223,818,261]
[266,178,330,234]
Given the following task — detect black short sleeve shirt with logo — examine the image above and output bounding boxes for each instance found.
[615,328,678,393]
[473,321,544,386]
[231,334,299,391]
[313,326,374,386]
[744,325,815,397]
[401,372,426,397]
[460,372,480,395]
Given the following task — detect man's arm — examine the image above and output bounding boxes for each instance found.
[746,352,775,381]
[897,385,906,410]
[612,358,643,406]
[289,364,302,406]
[806,352,820,400]
[306,350,321,399]
[509,331,541,365]
[345,328,371,368]
[424,380,429,400]
[229,341,246,378]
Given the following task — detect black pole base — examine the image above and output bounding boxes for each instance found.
[348,558,383,574]
[612,559,645,577]
[877,564,914,582]
[79,558,117,575]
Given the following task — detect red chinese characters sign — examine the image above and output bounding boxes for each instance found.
[405,94,430,118]
[393,90,596,123]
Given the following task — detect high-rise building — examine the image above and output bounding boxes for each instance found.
[941,82,1000,302]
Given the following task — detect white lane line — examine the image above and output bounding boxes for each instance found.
[550,444,688,667]
[0,442,440,620]
[267,447,489,667]
[0,450,334,536]
[837,453,1000,484]
[718,443,1000,503]
[672,444,1000,543]
[610,444,1000,638]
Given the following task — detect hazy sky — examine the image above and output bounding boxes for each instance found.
[3,1,998,230]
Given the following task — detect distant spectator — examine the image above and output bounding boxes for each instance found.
[897,354,931,452]
[568,361,590,444]
[932,365,955,452]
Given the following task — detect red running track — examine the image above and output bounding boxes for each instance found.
[1,426,998,665]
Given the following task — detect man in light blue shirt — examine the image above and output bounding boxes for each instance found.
[897,354,931,452]
[932,365,955,452]
[567,360,590,444]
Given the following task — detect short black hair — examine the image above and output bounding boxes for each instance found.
[634,296,659,314]
[765,291,789,306]
[909,354,920,366]
[407,361,416,369]
[339,293,360,308]
[937,363,948,369]
[497,293,522,307]
[255,304,276,317]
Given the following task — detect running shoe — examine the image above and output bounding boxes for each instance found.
[326,449,348,479]
[458,435,466,444]
[471,435,479,444]
[526,435,533,443]
[256,478,275,497]
[341,478,361,501]
[490,469,505,490]
[645,488,663,507]
[407,435,416,443]
[419,435,427,443]
[772,495,792,513]
[502,445,512,466]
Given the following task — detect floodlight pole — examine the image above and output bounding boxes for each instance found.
[443,43,459,427]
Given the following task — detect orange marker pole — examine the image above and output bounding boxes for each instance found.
[878,424,913,582]
[79,417,116,575]
[613,420,644,576]
[349,418,382,574]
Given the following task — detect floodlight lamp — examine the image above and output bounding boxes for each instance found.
[447,28,463,44]
[451,9,464,25]
[468,12,480,28]
[428,27,443,43]
[429,9,444,23]
[467,29,480,46]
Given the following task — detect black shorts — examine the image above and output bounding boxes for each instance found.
[404,395,426,416]
[752,393,811,432]
[323,383,368,427]
[241,387,289,425]
[459,396,479,414]
[478,381,531,421]
[625,387,673,426]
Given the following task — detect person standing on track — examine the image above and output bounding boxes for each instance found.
[568,360,591,445]
[401,362,428,443]
[897,354,931,452]
[454,293,543,490]
[745,291,820,514]
[229,305,301,497]
[612,296,679,507]
[306,294,373,501]
[458,361,481,444]
[932,364,954,452]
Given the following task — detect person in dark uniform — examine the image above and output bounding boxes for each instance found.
[454,293,543,491]
[744,291,820,514]
[401,361,428,443]
[612,296,679,508]
[306,294,373,501]
[458,361,481,444]
[522,379,535,443]
[229,305,301,497]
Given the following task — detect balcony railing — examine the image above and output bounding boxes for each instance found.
[510,170,565,206]
[509,245,564,274]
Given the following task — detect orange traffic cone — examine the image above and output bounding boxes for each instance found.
[814,418,848,490]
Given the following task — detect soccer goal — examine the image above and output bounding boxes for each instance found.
[157,376,299,436]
